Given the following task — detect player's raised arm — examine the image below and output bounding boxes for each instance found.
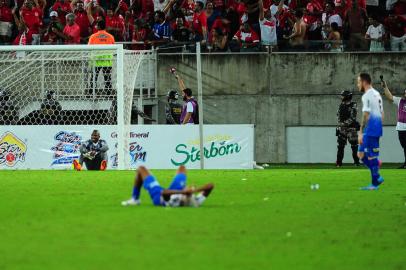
[259,0,264,21]
[171,68,187,91]
[382,80,394,103]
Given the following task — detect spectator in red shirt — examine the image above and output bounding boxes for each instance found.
[123,11,134,42]
[53,13,81,44]
[385,12,406,51]
[20,0,43,44]
[132,19,148,50]
[304,0,324,50]
[105,5,125,41]
[72,0,94,42]
[12,7,33,46]
[192,1,208,42]
[116,0,129,14]
[52,0,71,25]
[0,0,13,44]
[232,22,260,51]
[181,0,196,24]
[62,13,81,44]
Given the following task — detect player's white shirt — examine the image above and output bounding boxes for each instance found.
[393,96,406,131]
[362,88,383,115]
[259,17,277,46]
[366,24,385,39]
[362,87,383,137]
[165,194,206,207]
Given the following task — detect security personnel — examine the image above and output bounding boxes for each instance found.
[165,90,182,124]
[39,90,63,124]
[336,90,360,167]
[0,89,18,125]
[88,20,115,95]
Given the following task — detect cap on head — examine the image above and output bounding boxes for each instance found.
[167,90,178,100]
[340,90,353,100]
[50,11,58,17]
[46,90,55,99]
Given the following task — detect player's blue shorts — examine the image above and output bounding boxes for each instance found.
[358,135,380,158]
[168,173,187,190]
[143,175,164,206]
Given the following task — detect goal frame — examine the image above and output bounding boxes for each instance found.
[0,44,135,170]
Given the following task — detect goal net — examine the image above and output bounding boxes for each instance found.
[0,45,153,170]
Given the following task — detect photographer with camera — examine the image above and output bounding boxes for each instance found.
[43,11,64,44]
[381,78,406,169]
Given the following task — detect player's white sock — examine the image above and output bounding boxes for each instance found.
[121,198,141,206]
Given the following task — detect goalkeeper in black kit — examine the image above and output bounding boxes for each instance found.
[73,130,109,171]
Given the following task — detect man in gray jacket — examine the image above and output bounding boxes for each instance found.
[73,130,109,171]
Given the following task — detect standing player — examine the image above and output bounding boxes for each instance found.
[336,90,360,167]
[121,165,214,207]
[357,73,384,190]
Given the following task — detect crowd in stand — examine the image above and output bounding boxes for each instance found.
[0,0,405,51]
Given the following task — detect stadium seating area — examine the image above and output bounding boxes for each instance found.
[0,0,405,51]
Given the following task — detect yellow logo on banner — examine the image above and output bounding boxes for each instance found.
[0,132,27,167]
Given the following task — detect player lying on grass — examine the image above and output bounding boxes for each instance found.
[121,165,214,207]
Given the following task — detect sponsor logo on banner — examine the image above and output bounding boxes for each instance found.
[110,143,118,168]
[110,131,149,168]
[129,142,147,165]
[0,132,27,167]
[51,131,82,165]
[170,135,242,166]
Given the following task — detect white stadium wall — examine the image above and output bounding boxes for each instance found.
[0,125,254,170]
[287,126,402,163]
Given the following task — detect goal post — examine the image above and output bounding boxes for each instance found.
[0,44,151,170]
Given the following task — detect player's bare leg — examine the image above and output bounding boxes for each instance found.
[121,166,151,206]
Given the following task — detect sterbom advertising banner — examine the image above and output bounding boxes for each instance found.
[0,125,254,170]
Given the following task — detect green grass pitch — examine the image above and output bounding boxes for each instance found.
[1,167,406,270]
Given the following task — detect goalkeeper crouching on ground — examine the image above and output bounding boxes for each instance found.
[121,165,214,207]
[73,130,109,171]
